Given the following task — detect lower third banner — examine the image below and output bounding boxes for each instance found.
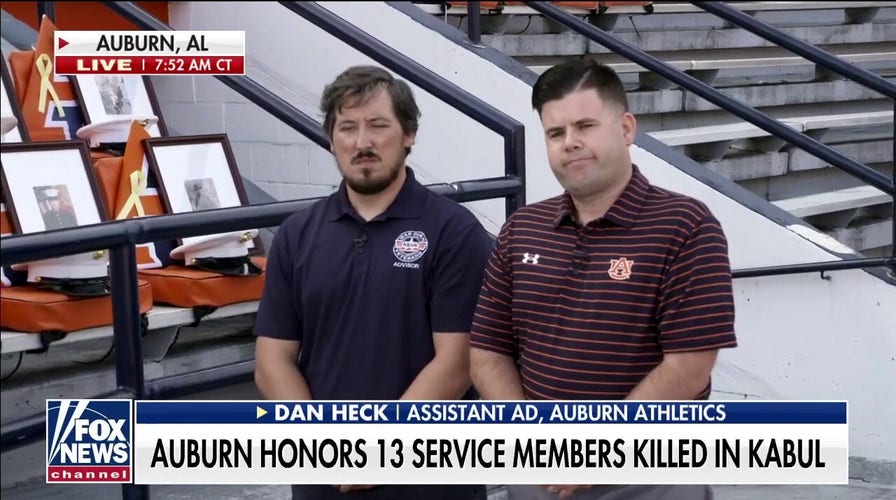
[127,400,847,485]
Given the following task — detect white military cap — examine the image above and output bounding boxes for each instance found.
[76,116,158,148]
[15,250,111,296]
[169,229,262,276]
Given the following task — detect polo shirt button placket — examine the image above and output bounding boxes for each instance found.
[353,226,370,277]
[570,226,589,277]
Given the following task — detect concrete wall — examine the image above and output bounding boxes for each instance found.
[157,1,896,460]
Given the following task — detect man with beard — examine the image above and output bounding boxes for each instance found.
[253,65,491,500]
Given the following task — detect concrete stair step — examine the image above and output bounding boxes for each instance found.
[648,110,893,147]
[790,140,893,173]
[828,218,894,252]
[618,79,894,115]
[772,185,891,218]
[527,47,896,75]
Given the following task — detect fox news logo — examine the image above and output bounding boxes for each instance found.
[46,399,132,483]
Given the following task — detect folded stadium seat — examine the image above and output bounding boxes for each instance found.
[446,1,502,11]
[85,117,174,270]
[598,1,653,14]
[0,283,153,334]
[504,1,600,10]
[8,17,87,143]
[0,254,154,335]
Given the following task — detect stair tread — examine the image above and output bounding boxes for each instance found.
[648,110,893,146]
[773,185,892,217]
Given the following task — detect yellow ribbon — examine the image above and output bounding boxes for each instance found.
[35,54,65,117]
[116,171,148,219]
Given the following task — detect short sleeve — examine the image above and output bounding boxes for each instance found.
[253,220,302,342]
[658,213,737,353]
[469,219,517,356]
[429,213,494,333]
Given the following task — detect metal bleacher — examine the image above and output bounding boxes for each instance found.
[418,0,896,256]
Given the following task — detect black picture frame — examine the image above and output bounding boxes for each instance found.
[143,134,263,255]
[0,140,108,234]
[71,74,169,137]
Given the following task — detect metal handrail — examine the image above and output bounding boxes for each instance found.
[525,2,894,196]
[732,257,896,280]
[692,2,896,99]
[277,1,527,215]
[0,178,522,265]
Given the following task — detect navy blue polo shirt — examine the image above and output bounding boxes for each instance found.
[254,168,493,400]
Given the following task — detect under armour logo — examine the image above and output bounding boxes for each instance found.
[522,253,540,264]
[608,257,634,280]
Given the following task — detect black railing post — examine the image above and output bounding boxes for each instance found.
[37,1,55,23]
[506,123,526,214]
[467,1,482,46]
[891,100,896,278]
[108,243,150,499]
[109,244,145,398]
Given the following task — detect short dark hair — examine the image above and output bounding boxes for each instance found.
[320,65,421,144]
[531,59,629,114]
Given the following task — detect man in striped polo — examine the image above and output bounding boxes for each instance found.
[469,59,738,499]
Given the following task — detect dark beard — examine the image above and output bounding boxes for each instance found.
[344,163,404,195]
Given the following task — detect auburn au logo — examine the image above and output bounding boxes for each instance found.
[608,257,634,280]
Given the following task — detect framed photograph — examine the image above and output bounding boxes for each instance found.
[72,74,168,137]
[1,59,30,142]
[143,134,262,253]
[0,141,107,234]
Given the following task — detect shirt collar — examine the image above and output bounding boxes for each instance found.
[553,164,650,229]
[326,167,427,222]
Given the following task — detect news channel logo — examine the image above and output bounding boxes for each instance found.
[46,399,133,483]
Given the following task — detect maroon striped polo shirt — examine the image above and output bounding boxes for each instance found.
[470,166,737,400]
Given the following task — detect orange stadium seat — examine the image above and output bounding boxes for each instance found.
[504,2,600,10]
[446,2,502,11]
[0,281,154,333]
[599,1,654,13]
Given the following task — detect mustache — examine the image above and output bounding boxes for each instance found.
[352,151,380,163]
